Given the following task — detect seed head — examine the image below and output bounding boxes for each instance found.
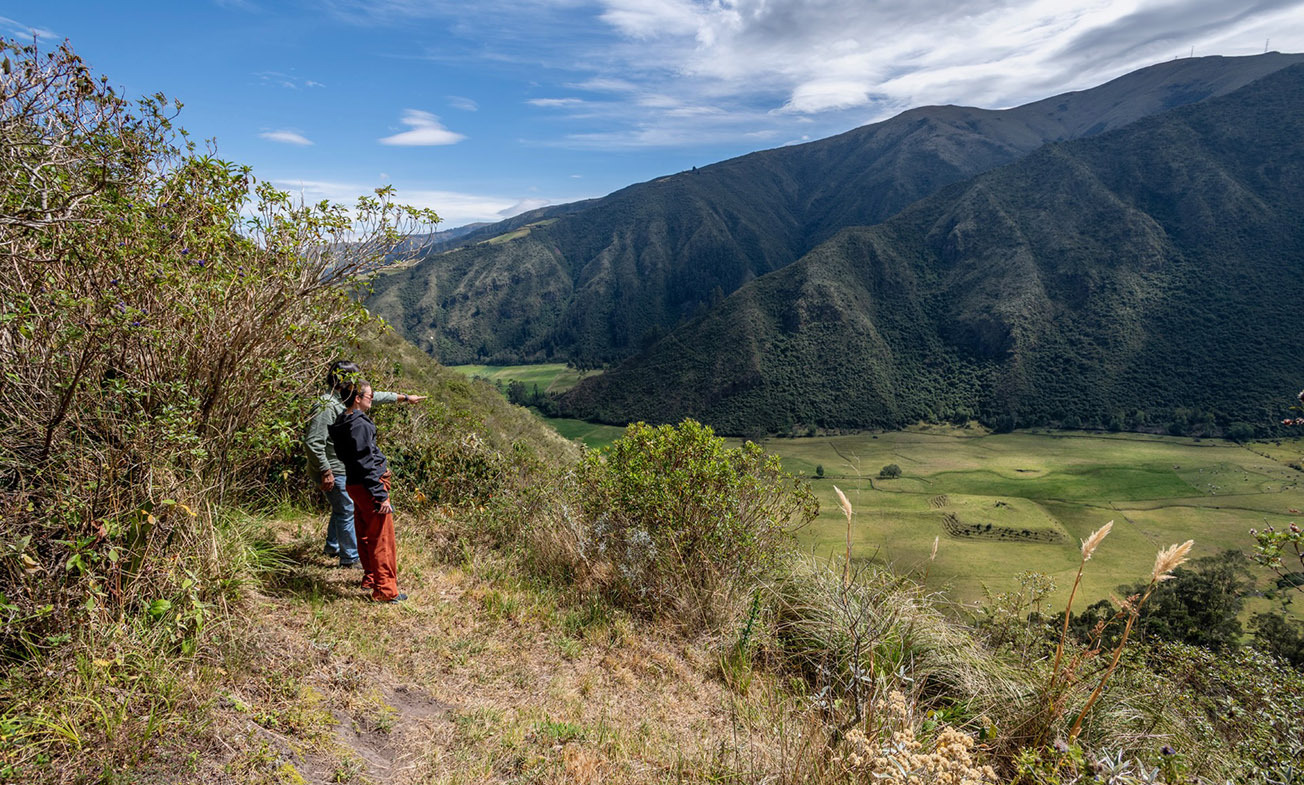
[1081,520,1113,561]
[1151,540,1194,582]
[833,485,853,521]
[930,535,939,561]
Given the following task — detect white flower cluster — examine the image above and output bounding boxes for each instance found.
[834,691,998,785]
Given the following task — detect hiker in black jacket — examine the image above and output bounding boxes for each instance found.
[328,381,406,603]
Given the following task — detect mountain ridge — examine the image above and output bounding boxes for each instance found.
[367,52,1304,366]
[560,62,1304,433]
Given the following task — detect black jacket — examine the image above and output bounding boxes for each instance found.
[327,409,390,503]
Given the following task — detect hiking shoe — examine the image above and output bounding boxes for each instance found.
[338,559,362,569]
[323,548,339,558]
[374,593,408,605]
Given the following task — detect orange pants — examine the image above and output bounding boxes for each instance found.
[347,475,399,601]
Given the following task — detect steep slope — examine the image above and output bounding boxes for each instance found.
[561,63,1304,433]
[367,53,1303,365]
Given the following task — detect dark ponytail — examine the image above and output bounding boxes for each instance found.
[327,360,362,396]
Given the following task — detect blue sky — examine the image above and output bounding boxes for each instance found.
[8,1,1304,227]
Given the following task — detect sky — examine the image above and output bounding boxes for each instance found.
[7,1,1304,228]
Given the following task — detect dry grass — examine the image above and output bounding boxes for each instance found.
[153,509,806,784]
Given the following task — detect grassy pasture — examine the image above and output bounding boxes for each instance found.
[539,416,627,451]
[753,428,1304,613]
[449,363,597,394]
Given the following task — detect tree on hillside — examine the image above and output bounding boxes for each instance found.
[1131,550,1254,650]
[1250,612,1304,667]
[879,464,902,479]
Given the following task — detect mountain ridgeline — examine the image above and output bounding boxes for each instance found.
[367,53,1304,370]
[561,63,1304,433]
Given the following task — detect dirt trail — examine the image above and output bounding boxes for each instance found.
[201,513,740,784]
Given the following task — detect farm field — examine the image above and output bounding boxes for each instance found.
[748,428,1304,614]
[539,416,627,451]
[449,363,598,394]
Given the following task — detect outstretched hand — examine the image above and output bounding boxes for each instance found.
[404,394,427,404]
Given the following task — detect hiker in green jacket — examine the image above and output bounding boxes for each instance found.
[303,361,425,567]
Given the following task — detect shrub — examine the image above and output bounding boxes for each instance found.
[0,39,435,659]
[879,463,902,479]
[568,420,817,627]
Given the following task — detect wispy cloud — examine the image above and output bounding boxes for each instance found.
[378,109,467,146]
[448,95,479,111]
[0,15,58,40]
[567,77,638,92]
[260,129,314,146]
[255,71,325,90]
[271,178,578,226]
[527,97,588,108]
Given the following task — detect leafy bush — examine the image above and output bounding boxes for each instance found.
[0,39,434,660]
[878,464,902,479]
[566,420,817,627]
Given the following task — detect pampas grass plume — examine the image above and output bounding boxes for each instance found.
[834,485,852,520]
[1152,539,1194,582]
[834,485,853,586]
[1080,521,1113,561]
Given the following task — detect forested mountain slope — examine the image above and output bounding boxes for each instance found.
[366,53,1303,366]
[561,63,1304,434]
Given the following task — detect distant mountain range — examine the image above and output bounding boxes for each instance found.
[562,62,1304,433]
[366,53,1304,433]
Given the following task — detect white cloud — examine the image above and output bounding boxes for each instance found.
[271,178,581,227]
[597,0,703,39]
[448,95,479,111]
[0,15,57,40]
[255,71,324,90]
[260,129,314,146]
[322,0,1304,151]
[527,97,588,107]
[568,77,638,92]
[499,198,552,217]
[564,0,1304,142]
[378,109,467,146]
[779,80,872,114]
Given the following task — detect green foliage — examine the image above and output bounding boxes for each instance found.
[0,39,436,666]
[1250,613,1304,668]
[878,463,902,479]
[571,420,817,626]
[1251,521,1304,593]
[1143,642,1304,780]
[1133,551,1253,651]
[1068,551,1253,651]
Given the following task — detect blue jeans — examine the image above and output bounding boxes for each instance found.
[324,475,358,564]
